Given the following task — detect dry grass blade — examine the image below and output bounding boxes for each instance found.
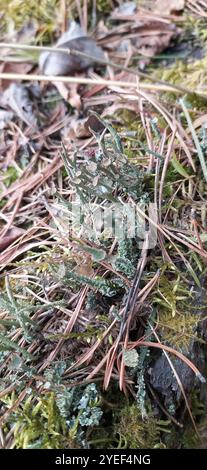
[39,287,88,372]
[0,1,207,450]
[0,71,194,94]
[136,89,196,171]
[180,98,207,183]
[158,128,176,219]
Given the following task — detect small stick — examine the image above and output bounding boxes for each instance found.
[0,42,201,96]
[0,71,184,93]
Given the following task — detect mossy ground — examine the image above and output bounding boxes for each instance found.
[0,0,207,449]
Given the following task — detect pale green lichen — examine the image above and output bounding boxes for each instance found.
[123,349,139,368]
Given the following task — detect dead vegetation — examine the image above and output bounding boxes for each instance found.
[0,0,207,449]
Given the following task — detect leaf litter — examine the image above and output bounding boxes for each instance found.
[0,0,207,450]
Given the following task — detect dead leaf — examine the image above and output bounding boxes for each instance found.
[189,114,207,131]
[53,81,70,101]
[97,16,180,67]
[54,81,81,109]
[0,226,25,252]
[16,20,37,43]
[85,114,106,134]
[0,62,33,91]
[133,23,179,60]
[0,110,14,129]
[64,117,91,140]
[3,19,37,45]
[111,1,137,17]
[155,0,185,14]
[102,101,139,118]
[68,83,82,109]
[39,21,105,76]
[1,83,37,127]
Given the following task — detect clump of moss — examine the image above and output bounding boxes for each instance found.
[2,391,70,449]
[0,0,115,45]
[158,310,199,351]
[95,0,113,14]
[152,271,202,350]
[1,0,59,40]
[1,383,103,449]
[114,404,168,449]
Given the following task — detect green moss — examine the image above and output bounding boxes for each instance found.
[158,310,199,351]
[95,0,113,14]
[154,54,207,107]
[114,404,168,449]
[1,383,103,449]
[2,392,70,449]
[0,166,18,187]
[152,270,203,350]
[1,0,59,41]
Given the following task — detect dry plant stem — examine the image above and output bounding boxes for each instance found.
[0,42,197,96]
[0,191,23,239]
[75,0,83,27]
[155,132,165,210]
[158,127,176,220]
[0,381,33,426]
[64,316,118,376]
[104,268,159,391]
[133,203,207,261]
[39,286,88,372]
[139,96,158,171]
[0,428,5,448]
[162,225,207,258]
[0,384,17,399]
[180,98,207,183]
[191,213,205,252]
[117,238,149,390]
[137,89,196,171]
[65,272,159,383]
[155,137,174,263]
[0,71,188,94]
[122,235,149,329]
[0,238,55,270]
[163,181,183,225]
[119,270,161,391]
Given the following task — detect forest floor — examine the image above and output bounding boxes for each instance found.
[0,0,207,449]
